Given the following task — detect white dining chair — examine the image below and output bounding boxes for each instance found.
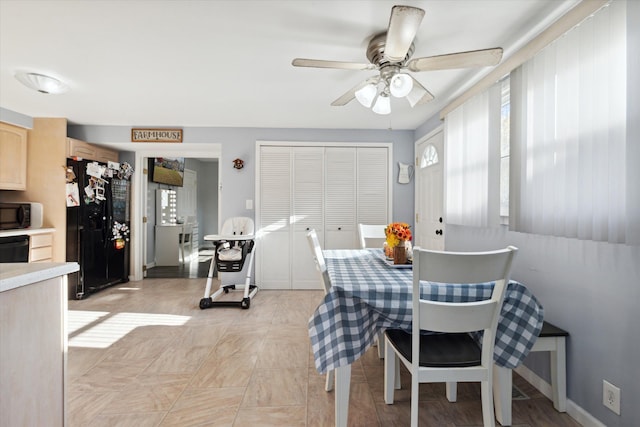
[384,246,518,427]
[358,223,387,249]
[306,229,335,392]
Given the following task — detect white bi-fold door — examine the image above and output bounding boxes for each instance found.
[256,143,391,289]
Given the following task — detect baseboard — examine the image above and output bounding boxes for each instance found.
[146,261,156,269]
[515,365,606,427]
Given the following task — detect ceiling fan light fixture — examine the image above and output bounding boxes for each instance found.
[372,93,391,115]
[15,72,69,94]
[292,5,502,114]
[355,83,377,108]
[390,73,413,98]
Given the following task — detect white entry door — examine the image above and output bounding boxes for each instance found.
[415,128,444,251]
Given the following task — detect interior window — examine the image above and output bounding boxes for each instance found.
[421,144,438,168]
[499,77,510,223]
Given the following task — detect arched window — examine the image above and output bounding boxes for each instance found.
[420,144,438,168]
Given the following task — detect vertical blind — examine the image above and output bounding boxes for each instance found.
[510,1,634,244]
[444,83,501,227]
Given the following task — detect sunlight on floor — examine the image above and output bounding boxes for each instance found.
[68,311,191,349]
[67,310,110,335]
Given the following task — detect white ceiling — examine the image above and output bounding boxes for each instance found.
[0,0,578,131]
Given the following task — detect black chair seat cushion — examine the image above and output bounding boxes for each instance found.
[385,329,482,368]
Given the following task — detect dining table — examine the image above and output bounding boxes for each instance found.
[308,248,544,427]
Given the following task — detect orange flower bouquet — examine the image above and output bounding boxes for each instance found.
[385,222,412,248]
[384,222,412,263]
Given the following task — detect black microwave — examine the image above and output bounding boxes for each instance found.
[0,203,31,230]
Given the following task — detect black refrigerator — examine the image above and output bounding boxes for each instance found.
[66,158,131,299]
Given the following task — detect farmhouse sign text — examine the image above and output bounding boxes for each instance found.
[131,128,183,143]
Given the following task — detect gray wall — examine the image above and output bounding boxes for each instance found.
[197,160,219,247]
[0,107,33,129]
[66,126,414,273]
[146,180,159,265]
[416,4,640,425]
[445,226,639,426]
[68,126,416,230]
[183,157,220,248]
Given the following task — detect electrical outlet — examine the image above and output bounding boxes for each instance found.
[603,380,621,415]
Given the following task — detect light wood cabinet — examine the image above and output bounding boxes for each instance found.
[67,137,118,163]
[1,265,72,427]
[0,122,28,190]
[30,232,53,262]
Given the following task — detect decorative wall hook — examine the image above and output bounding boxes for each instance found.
[232,158,244,169]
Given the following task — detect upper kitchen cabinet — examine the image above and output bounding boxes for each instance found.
[0,122,28,190]
[67,137,118,163]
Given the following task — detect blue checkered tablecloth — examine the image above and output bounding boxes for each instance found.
[309,249,544,374]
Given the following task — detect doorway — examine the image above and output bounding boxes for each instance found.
[143,158,219,279]
[143,157,219,279]
[415,127,444,251]
[129,144,222,281]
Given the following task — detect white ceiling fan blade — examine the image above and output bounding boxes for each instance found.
[407,48,503,72]
[331,76,380,106]
[384,5,425,62]
[405,77,434,107]
[292,58,376,70]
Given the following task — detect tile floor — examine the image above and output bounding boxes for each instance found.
[145,248,215,279]
[67,278,581,426]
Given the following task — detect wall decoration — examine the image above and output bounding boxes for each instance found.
[398,161,414,184]
[233,158,244,170]
[66,182,80,207]
[131,128,183,143]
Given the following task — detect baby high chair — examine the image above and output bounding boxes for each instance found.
[199,217,258,309]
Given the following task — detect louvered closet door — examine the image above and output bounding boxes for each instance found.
[357,147,389,226]
[292,147,324,289]
[257,146,291,289]
[325,147,357,249]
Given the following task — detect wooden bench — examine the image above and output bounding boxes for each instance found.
[494,321,569,426]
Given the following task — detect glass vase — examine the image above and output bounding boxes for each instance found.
[393,245,407,264]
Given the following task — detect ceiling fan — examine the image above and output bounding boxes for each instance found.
[292,5,503,115]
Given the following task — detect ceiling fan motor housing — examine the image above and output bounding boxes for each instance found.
[367,32,413,84]
[367,33,414,68]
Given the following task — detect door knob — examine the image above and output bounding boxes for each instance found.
[439,217,443,223]
[435,229,443,235]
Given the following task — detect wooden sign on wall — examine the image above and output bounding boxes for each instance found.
[131,128,183,143]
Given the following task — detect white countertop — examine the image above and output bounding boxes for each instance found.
[0,262,79,293]
[0,227,55,238]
